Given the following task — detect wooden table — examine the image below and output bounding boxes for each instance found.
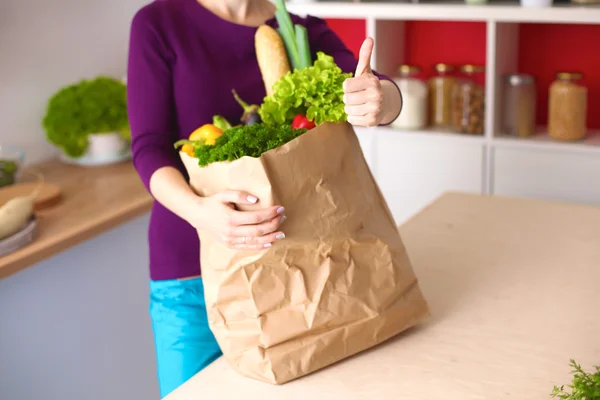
[166,192,600,400]
[0,159,152,279]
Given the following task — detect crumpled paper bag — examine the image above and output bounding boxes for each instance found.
[180,122,430,384]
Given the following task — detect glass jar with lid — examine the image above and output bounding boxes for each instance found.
[501,74,537,137]
[548,72,587,141]
[391,65,428,130]
[451,64,486,135]
[428,63,456,128]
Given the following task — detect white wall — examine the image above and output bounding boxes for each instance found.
[0,215,159,400]
[0,0,149,164]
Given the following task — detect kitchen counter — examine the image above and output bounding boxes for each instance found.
[165,192,600,400]
[0,158,152,279]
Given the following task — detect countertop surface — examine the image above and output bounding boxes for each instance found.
[0,158,152,279]
[166,191,600,400]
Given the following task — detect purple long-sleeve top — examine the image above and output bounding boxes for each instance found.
[127,0,396,281]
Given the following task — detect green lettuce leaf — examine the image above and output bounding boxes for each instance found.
[258,52,352,126]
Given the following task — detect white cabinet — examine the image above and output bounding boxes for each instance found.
[354,126,376,171]
[372,130,485,225]
[493,147,600,207]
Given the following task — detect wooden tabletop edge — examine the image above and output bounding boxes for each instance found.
[0,197,152,279]
[0,159,154,280]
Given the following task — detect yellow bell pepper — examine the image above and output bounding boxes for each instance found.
[179,124,223,157]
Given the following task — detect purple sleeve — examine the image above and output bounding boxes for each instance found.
[303,15,402,125]
[126,8,180,192]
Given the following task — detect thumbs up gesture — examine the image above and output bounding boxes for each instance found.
[343,37,385,127]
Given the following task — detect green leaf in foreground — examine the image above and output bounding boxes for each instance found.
[551,359,600,400]
[258,52,352,127]
[191,123,307,167]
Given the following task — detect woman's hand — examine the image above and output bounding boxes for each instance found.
[343,37,402,127]
[149,167,285,250]
[187,190,286,250]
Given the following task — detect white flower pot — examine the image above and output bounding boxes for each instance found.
[521,0,553,6]
[59,132,131,167]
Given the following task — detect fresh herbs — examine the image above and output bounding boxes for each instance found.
[258,52,352,126]
[551,359,600,400]
[177,123,307,167]
[274,0,311,70]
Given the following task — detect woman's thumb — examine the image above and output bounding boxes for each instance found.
[355,37,374,77]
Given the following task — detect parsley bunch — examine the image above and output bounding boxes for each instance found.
[187,123,307,167]
[551,359,600,400]
[258,52,352,126]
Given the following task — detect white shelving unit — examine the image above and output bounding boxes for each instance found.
[287,1,600,24]
[289,1,600,224]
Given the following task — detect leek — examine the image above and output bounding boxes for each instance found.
[274,0,311,70]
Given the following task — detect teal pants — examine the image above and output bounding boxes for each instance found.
[149,277,222,398]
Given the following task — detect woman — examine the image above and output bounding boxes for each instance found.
[126,0,402,397]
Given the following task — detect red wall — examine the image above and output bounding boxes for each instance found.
[518,23,600,130]
[325,19,600,130]
[404,21,487,77]
[324,18,366,58]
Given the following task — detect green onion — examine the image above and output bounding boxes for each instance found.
[274,0,313,70]
[295,24,311,69]
[274,0,300,69]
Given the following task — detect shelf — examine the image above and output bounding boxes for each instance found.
[305,2,600,208]
[494,130,600,154]
[286,1,600,24]
[376,126,485,144]
[372,126,600,155]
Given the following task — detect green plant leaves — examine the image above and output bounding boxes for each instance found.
[42,76,129,158]
[551,359,600,400]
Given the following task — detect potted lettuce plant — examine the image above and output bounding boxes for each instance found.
[42,76,131,166]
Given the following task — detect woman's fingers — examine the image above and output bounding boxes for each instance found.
[212,190,287,249]
[228,229,286,249]
[231,214,286,237]
[347,115,379,127]
[344,102,382,117]
[343,74,379,93]
[222,213,287,249]
[228,206,285,227]
[343,88,383,106]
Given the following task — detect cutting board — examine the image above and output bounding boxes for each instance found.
[0,182,62,210]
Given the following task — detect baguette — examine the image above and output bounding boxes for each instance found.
[255,25,291,96]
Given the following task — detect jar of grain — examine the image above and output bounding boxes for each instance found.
[501,74,536,137]
[451,64,485,135]
[392,65,428,130]
[428,63,456,128]
[548,72,587,141]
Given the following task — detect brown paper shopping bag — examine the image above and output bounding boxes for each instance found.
[180,122,429,384]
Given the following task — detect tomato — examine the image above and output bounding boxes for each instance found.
[292,114,316,130]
